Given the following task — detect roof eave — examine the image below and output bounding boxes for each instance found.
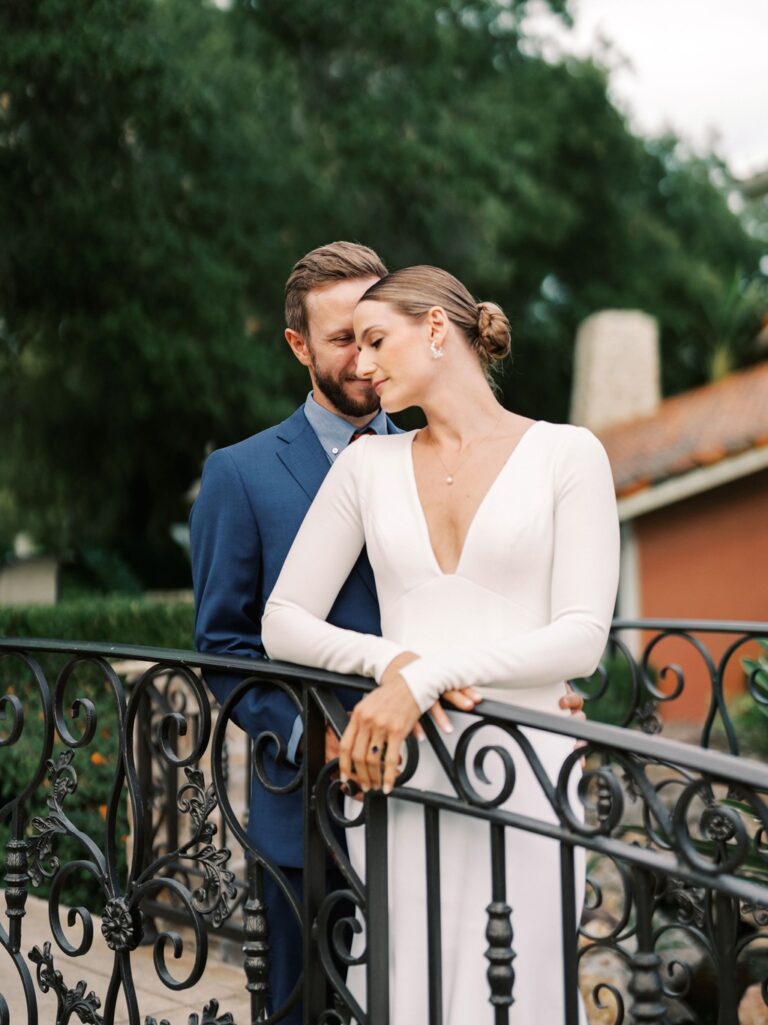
[617,443,768,522]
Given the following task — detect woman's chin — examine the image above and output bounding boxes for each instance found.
[379,392,406,414]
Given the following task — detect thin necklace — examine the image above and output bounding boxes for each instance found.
[427,410,506,485]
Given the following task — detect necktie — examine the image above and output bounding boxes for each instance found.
[349,427,376,444]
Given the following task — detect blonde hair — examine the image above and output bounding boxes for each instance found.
[285,242,387,340]
[360,265,511,368]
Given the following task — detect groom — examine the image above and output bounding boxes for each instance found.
[190,241,396,1023]
[189,241,585,1021]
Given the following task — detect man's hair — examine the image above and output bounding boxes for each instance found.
[284,241,388,340]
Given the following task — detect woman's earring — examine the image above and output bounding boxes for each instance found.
[430,340,444,360]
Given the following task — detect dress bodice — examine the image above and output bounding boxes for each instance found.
[263,421,620,714]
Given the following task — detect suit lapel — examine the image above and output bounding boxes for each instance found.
[276,408,329,502]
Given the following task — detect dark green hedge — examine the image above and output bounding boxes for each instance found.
[0,597,195,911]
[0,594,195,649]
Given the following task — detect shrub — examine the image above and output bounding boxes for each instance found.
[0,594,194,650]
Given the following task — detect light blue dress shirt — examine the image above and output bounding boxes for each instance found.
[285,392,388,763]
[303,390,388,463]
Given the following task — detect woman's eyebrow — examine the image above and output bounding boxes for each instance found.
[360,324,385,341]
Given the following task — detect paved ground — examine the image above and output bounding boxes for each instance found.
[0,895,253,1024]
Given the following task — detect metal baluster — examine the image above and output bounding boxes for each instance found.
[424,805,443,1025]
[304,687,327,1023]
[242,855,270,1023]
[628,867,667,1024]
[245,731,252,832]
[136,685,158,943]
[220,729,229,850]
[560,843,580,1025]
[4,806,29,954]
[366,792,390,1025]
[485,822,515,1025]
[712,890,741,1025]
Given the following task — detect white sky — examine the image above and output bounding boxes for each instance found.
[523,0,768,179]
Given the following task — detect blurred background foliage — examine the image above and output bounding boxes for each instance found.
[1,0,766,588]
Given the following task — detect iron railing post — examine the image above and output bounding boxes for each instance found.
[365,791,390,1025]
[303,686,327,1023]
[628,867,668,1024]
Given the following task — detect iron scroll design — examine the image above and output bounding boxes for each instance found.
[575,618,768,752]
[0,624,767,1024]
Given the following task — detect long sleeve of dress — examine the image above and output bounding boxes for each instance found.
[400,427,620,712]
[261,441,409,680]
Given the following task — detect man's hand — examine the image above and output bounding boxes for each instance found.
[561,684,588,764]
[560,684,586,721]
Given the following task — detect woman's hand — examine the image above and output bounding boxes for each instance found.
[381,652,482,739]
[339,672,421,795]
[340,653,484,794]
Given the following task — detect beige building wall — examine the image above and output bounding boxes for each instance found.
[0,557,59,606]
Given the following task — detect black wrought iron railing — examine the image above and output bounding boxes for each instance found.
[0,620,767,1025]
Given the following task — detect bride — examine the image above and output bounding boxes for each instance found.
[262,265,620,1023]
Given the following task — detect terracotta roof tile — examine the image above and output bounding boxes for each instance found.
[595,361,768,497]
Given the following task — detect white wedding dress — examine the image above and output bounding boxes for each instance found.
[263,421,620,1024]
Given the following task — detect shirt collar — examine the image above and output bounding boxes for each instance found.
[303,391,388,462]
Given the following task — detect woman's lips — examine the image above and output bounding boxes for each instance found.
[373,379,388,394]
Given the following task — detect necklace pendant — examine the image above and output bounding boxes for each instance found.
[446,475,454,485]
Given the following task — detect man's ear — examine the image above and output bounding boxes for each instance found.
[284,328,312,368]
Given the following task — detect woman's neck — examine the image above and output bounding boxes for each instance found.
[419,372,505,450]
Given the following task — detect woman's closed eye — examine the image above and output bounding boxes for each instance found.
[357,337,383,353]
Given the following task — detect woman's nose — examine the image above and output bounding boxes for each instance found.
[356,348,374,378]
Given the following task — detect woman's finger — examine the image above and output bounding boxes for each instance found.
[366,733,387,790]
[339,718,358,783]
[351,721,373,792]
[442,689,475,712]
[412,721,426,742]
[430,702,455,734]
[382,733,403,794]
[338,713,358,783]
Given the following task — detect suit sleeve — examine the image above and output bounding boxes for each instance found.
[189,447,301,745]
[262,439,408,677]
[400,428,620,712]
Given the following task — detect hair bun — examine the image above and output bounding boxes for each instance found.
[476,301,512,365]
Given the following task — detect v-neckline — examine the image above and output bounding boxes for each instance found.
[406,420,543,577]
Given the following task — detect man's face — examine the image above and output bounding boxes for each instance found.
[291,277,381,419]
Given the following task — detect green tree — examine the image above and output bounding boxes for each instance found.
[230,0,765,412]
[0,0,292,584]
[1,0,764,587]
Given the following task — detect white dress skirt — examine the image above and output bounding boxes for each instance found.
[263,422,620,1024]
[345,709,588,1024]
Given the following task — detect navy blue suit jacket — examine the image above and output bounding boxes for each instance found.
[189,405,400,868]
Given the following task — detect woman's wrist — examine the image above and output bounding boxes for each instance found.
[380,650,420,685]
[399,658,441,714]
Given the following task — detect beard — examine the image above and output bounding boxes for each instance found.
[310,357,380,418]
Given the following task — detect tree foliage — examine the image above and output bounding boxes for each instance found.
[1,0,764,585]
